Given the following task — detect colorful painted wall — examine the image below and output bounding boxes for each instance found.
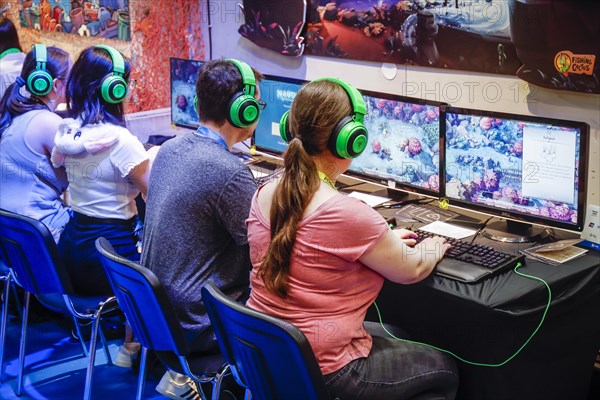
[2,0,206,112]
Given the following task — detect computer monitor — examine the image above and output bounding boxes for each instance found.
[346,91,445,197]
[444,107,589,241]
[170,58,204,130]
[252,74,306,157]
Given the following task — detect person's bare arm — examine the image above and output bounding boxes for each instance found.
[127,159,150,197]
[360,229,450,284]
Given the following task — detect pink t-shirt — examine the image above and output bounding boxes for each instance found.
[246,191,389,375]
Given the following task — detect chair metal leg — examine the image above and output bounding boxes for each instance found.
[16,292,30,397]
[136,347,148,400]
[97,322,112,366]
[211,363,230,400]
[82,297,117,400]
[72,316,89,357]
[83,312,101,400]
[0,273,11,382]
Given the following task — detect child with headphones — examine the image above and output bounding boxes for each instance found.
[0,44,71,242]
[52,45,148,367]
[246,78,459,399]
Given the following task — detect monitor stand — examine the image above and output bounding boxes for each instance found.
[370,188,412,203]
[482,220,551,243]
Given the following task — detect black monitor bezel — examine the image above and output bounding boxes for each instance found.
[251,74,307,158]
[170,57,204,130]
[443,106,589,232]
[343,89,448,198]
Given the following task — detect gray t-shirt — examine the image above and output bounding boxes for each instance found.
[141,133,257,352]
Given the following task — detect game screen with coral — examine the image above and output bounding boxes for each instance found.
[445,109,589,231]
[252,74,306,156]
[170,58,203,130]
[347,91,444,195]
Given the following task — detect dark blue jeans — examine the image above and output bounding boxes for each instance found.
[58,212,140,296]
[323,322,459,400]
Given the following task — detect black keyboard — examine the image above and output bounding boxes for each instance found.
[415,229,525,283]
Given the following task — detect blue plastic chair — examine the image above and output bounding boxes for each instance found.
[95,237,230,400]
[201,282,330,400]
[0,209,117,399]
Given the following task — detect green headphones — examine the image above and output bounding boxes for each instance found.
[226,59,261,127]
[193,59,260,127]
[95,45,128,104]
[279,77,368,159]
[27,44,53,96]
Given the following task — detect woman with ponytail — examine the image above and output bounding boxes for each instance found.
[0,45,71,242]
[246,79,459,399]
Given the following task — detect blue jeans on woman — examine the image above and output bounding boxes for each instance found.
[58,211,140,296]
[323,322,459,400]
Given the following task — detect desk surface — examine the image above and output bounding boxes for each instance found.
[370,226,600,400]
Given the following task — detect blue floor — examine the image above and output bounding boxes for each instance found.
[0,312,166,400]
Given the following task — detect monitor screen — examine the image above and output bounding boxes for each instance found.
[170,58,203,130]
[252,74,306,156]
[346,91,445,196]
[444,108,589,231]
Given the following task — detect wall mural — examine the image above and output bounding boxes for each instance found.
[238,0,307,56]
[239,0,599,95]
[18,0,131,41]
[304,0,520,75]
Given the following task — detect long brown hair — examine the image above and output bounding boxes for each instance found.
[259,79,352,297]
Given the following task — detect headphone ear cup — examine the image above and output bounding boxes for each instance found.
[27,70,53,96]
[329,116,369,159]
[228,92,260,128]
[101,74,128,104]
[279,111,292,143]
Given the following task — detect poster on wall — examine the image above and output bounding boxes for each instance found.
[18,0,131,41]
[299,1,599,95]
[238,0,307,56]
[510,1,599,95]
[303,0,521,75]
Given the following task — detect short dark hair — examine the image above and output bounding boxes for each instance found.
[195,59,263,125]
[0,16,21,54]
[66,46,131,128]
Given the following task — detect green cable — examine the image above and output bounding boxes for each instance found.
[374,262,552,367]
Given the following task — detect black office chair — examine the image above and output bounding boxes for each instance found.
[0,209,118,399]
[201,282,331,400]
[95,237,230,400]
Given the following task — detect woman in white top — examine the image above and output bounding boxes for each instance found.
[0,44,71,242]
[54,45,149,296]
[54,45,149,368]
[0,16,26,99]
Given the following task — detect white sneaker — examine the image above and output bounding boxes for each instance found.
[156,370,202,400]
[113,342,141,368]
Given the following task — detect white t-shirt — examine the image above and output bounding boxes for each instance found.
[61,123,148,219]
[0,51,26,99]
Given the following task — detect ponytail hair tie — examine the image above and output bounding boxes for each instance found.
[15,76,26,87]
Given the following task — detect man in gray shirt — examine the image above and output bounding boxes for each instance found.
[141,59,264,399]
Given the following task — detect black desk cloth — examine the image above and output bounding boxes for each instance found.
[368,246,600,400]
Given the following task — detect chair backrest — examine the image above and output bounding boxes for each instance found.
[95,237,190,355]
[0,209,74,295]
[201,282,330,400]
